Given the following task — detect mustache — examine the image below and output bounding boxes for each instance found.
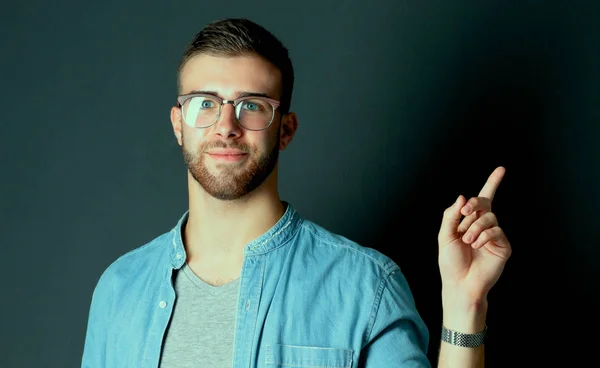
[201,141,251,153]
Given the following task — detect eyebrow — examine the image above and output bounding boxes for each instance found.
[188,90,274,99]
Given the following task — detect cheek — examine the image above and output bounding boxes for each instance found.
[266,122,282,146]
[256,132,279,154]
[182,128,209,152]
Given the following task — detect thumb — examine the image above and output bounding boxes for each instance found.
[438,195,465,246]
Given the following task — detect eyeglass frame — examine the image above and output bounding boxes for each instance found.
[176,92,282,131]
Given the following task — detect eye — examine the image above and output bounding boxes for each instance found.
[242,101,260,111]
[201,99,215,108]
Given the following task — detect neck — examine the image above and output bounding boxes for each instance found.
[183,169,285,264]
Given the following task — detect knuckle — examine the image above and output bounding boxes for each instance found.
[494,226,504,235]
[476,197,491,211]
[469,222,482,234]
[504,242,513,258]
[484,211,497,223]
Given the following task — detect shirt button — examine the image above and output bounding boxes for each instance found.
[176,253,182,259]
[159,301,167,309]
[245,299,251,311]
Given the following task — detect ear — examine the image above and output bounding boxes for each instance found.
[170,106,183,146]
[279,112,298,151]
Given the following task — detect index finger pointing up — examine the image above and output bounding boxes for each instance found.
[478,166,506,201]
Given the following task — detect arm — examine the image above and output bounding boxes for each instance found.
[436,167,512,368]
[81,269,113,367]
[360,268,432,368]
[437,289,487,367]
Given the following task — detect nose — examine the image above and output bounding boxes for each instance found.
[213,101,242,138]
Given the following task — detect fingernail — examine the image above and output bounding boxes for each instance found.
[463,204,472,214]
[464,234,472,243]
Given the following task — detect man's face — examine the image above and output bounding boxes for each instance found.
[175,54,284,200]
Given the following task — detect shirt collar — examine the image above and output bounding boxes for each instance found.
[168,201,302,269]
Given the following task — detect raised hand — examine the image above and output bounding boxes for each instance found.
[438,166,512,305]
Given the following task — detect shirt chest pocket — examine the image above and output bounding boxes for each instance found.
[265,343,353,368]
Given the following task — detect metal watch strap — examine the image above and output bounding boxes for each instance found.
[441,325,487,348]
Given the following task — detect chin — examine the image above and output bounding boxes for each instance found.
[183,136,280,201]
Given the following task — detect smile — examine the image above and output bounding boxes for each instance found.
[207,153,248,162]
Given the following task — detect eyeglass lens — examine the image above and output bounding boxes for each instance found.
[182,96,274,130]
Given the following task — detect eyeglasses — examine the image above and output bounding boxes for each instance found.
[177,93,281,131]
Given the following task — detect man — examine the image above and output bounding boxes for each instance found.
[82,18,512,368]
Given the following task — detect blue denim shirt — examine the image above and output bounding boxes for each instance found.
[82,202,431,367]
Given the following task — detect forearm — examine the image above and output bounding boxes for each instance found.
[437,288,487,368]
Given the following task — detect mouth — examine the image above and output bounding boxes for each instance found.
[207,152,248,162]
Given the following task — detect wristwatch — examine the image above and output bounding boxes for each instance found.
[441,325,487,348]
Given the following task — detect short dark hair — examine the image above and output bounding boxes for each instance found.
[177,18,295,114]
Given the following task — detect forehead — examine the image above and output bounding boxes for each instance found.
[179,54,282,99]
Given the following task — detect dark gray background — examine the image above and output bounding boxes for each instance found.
[1,0,598,367]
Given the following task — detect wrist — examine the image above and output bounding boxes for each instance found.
[442,287,488,333]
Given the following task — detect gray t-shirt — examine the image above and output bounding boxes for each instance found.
[159,263,240,368]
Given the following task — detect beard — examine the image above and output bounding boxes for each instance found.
[182,131,280,201]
